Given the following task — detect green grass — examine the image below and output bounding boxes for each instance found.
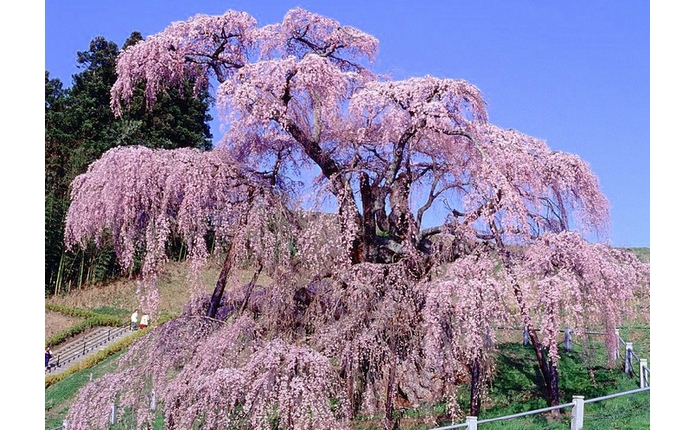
[92,306,131,319]
[461,343,649,429]
[45,339,650,429]
[45,350,126,430]
[45,331,649,429]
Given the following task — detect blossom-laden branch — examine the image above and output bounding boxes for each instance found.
[64,145,297,314]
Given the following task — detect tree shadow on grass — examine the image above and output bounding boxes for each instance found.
[484,343,548,415]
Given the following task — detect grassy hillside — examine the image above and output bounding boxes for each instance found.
[45,248,649,335]
[45,250,650,429]
[624,247,650,263]
[46,260,223,319]
[45,335,650,429]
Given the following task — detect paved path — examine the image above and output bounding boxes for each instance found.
[46,326,134,377]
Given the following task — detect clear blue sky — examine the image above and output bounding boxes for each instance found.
[44,0,649,248]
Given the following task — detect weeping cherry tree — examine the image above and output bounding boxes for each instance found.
[64,7,649,429]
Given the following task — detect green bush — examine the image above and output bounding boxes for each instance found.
[45,328,149,389]
[46,304,126,348]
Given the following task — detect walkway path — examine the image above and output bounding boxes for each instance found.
[46,326,133,376]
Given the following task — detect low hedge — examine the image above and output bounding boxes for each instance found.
[45,328,149,388]
[46,316,124,348]
[46,303,99,319]
[45,313,178,388]
[46,304,126,348]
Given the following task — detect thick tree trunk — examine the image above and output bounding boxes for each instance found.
[359,172,378,262]
[383,333,399,430]
[525,327,560,406]
[207,243,235,318]
[548,360,560,407]
[469,358,481,416]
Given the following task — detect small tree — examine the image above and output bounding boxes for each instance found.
[45,33,213,295]
[65,8,649,428]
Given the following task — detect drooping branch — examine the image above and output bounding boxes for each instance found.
[207,239,236,318]
[110,10,258,115]
[489,215,560,406]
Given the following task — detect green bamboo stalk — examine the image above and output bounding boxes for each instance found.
[78,249,85,290]
[54,253,65,296]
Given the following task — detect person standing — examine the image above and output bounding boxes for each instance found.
[131,310,139,331]
[139,313,150,330]
[45,346,53,371]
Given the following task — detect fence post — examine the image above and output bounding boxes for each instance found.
[614,329,620,361]
[150,389,157,410]
[639,359,648,388]
[110,403,117,424]
[564,328,572,352]
[484,328,493,348]
[523,327,530,346]
[571,395,585,430]
[465,416,477,430]
[624,342,633,374]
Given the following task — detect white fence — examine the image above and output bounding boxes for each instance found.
[522,326,649,388]
[55,385,650,430]
[430,387,650,430]
[430,327,649,429]
[615,329,649,388]
[52,328,648,430]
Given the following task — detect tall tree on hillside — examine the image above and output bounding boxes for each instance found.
[46,71,70,194]
[116,32,215,151]
[46,71,73,290]
[45,32,214,295]
[64,9,649,429]
[58,33,213,175]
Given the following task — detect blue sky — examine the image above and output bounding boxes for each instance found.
[44,0,651,248]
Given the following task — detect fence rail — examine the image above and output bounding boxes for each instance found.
[51,327,648,429]
[429,387,650,430]
[46,326,130,373]
[430,327,649,430]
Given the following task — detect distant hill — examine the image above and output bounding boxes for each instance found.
[625,247,650,263]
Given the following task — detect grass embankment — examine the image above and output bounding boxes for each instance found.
[45,253,649,429]
[45,350,125,429]
[45,336,650,429]
[46,260,225,318]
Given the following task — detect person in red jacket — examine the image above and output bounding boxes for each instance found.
[139,313,150,330]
